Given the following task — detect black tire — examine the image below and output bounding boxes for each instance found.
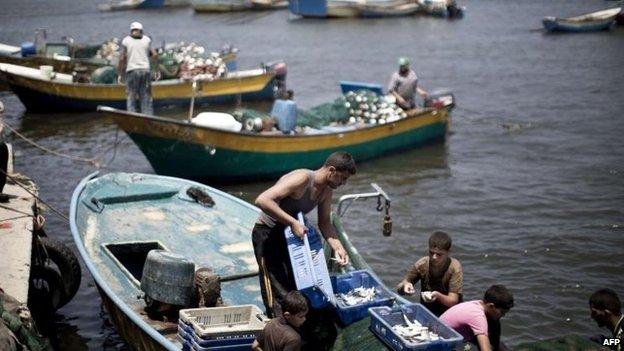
[29,264,65,312]
[38,236,82,309]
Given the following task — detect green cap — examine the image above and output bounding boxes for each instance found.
[398,57,410,66]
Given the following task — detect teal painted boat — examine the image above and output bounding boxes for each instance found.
[98,105,450,183]
[70,172,413,350]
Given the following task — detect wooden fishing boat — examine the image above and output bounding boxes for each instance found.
[98,104,450,183]
[0,63,280,113]
[289,0,422,18]
[69,172,409,350]
[542,7,620,32]
[192,0,288,12]
[359,0,419,17]
[98,0,190,11]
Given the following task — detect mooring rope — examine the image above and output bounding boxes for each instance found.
[0,121,121,169]
[0,169,69,222]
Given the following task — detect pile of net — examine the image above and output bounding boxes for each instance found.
[298,89,406,128]
[231,89,408,132]
[94,38,121,64]
[158,42,229,80]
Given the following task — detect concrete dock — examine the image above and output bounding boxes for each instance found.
[0,154,37,304]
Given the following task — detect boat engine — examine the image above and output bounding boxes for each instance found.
[140,250,195,319]
[424,89,455,109]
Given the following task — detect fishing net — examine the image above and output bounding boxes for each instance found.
[90,66,117,84]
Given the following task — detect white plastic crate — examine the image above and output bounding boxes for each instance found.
[179,305,269,339]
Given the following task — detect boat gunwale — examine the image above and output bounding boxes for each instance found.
[544,7,621,23]
[98,105,447,141]
[0,62,275,89]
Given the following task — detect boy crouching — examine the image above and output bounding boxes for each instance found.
[253,291,308,351]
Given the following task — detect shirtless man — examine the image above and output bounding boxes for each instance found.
[252,151,355,350]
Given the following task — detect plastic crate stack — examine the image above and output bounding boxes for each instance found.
[177,305,269,351]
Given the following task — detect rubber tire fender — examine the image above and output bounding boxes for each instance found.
[38,236,82,310]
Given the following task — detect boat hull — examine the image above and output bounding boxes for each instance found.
[543,17,615,32]
[99,0,189,11]
[0,64,276,113]
[192,0,287,12]
[542,7,620,32]
[97,284,173,351]
[102,107,449,182]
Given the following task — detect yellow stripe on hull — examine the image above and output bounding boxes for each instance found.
[105,107,449,153]
[2,69,274,101]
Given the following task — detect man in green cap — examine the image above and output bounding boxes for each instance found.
[388,57,429,110]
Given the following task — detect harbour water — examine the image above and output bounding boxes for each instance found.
[1,0,623,349]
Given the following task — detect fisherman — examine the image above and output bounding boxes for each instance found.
[252,151,355,350]
[387,57,429,110]
[440,285,514,351]
[252,291,308,351]
[589,288,623,351]
[396,231,463,316]
[118,21,159,115]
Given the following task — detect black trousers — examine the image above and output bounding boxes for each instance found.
[252,222,337,351]
[0,143,8,193]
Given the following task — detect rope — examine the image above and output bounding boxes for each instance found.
[0,169,69,222]
[0,215,30,222]
[0,203,33,217]
[1,121,100,166]
[0,121,122,169]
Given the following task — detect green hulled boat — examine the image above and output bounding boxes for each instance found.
[98,104,450,183]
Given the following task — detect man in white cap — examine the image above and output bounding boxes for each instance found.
[118,21,158,115]
[387,57,428,110]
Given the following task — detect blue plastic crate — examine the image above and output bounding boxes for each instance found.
[369,304,464,351]
[178,323,255,349]
[340,81,384,96]
[270,99,297,133]
[330,269,394,325]
[285,213,334,309]
[188,334,254,351]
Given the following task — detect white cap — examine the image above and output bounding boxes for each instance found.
[130,22,143,31]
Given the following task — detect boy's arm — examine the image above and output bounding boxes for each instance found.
[432,260,463,306]
[251,339,262,351]
[255,170,309,238]
[476,334,492,351]
[431,292,460,307]
[396,260,423,295]
[317,192,348,266]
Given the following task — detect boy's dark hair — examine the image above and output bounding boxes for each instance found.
[589,288,621,314]
[429,231,452,251]
[282,291,308,315]
[484,285,514,310]
[323,151,356,175]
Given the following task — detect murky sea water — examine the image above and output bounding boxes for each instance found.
[1,0,623,348]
